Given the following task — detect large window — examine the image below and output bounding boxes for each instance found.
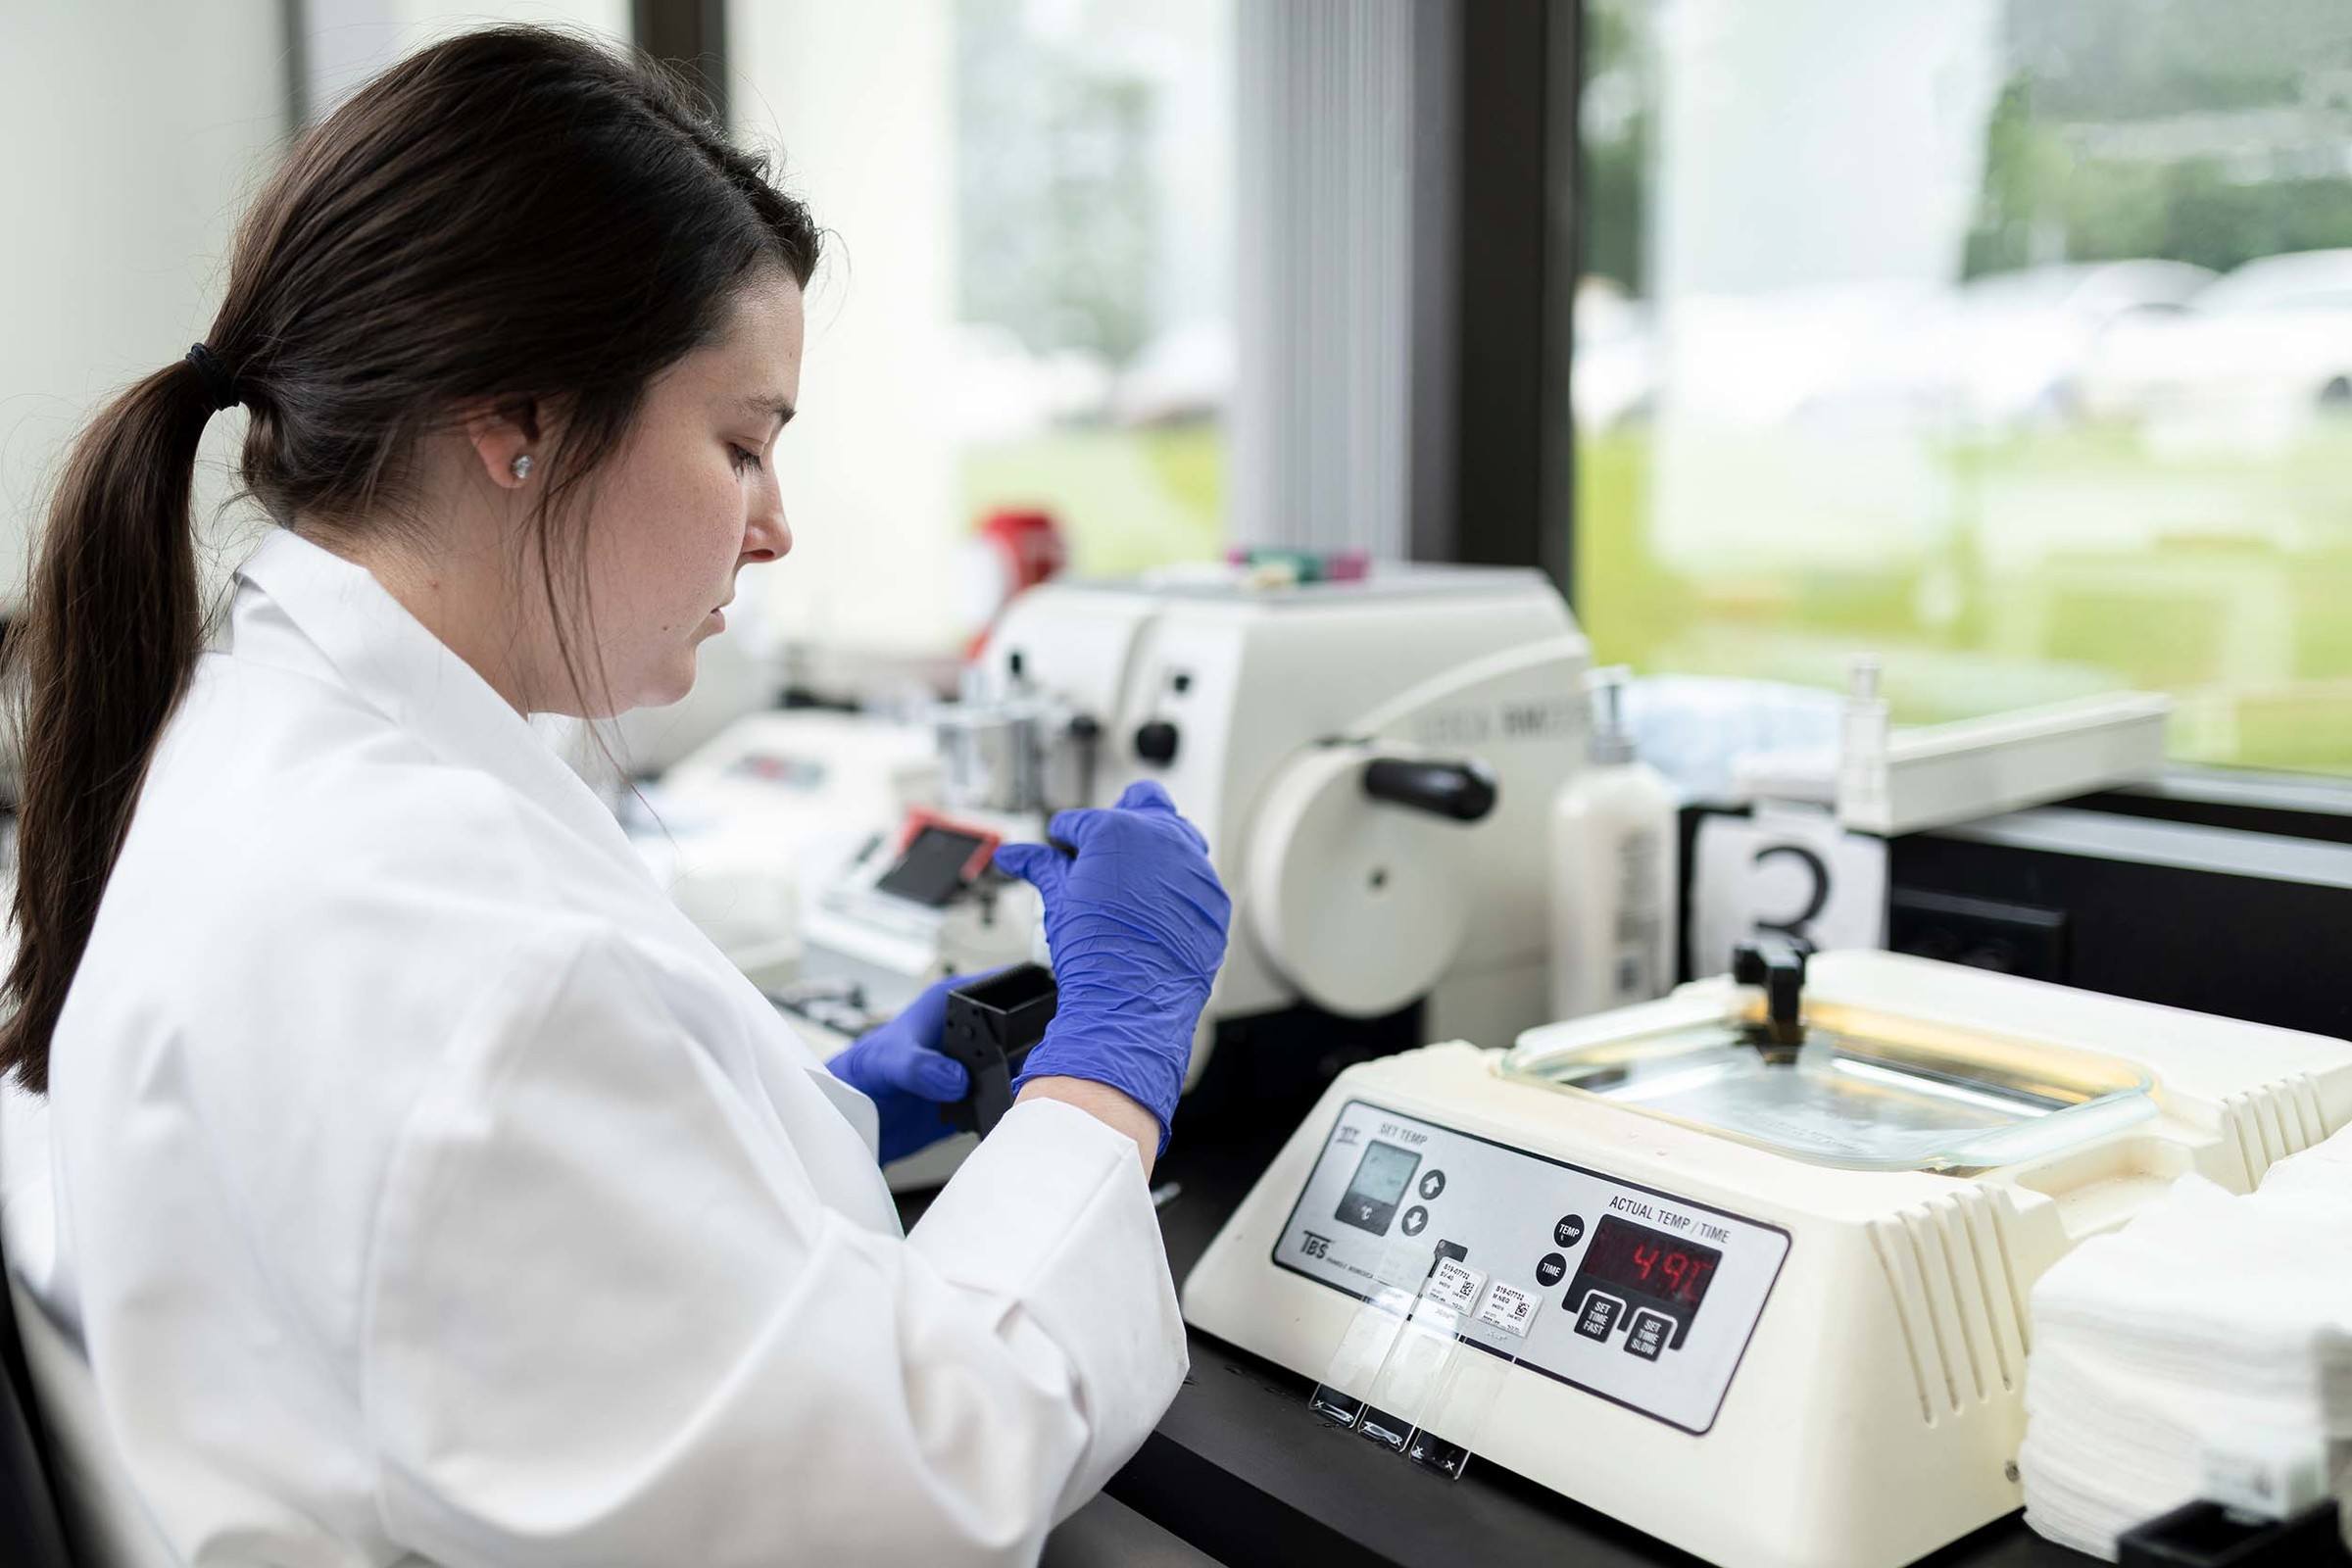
[1576,0,2352,773]
[733,0,1232,657]
[954,0,1232,578]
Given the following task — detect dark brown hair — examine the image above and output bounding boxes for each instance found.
[3,26,820,1091]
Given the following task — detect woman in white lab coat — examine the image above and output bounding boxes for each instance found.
[1,27,1229,1566]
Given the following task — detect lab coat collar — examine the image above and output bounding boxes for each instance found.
[230,527,648,880]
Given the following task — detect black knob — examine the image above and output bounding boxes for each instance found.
[1135,720,1180,765]
[1732,939,1810,1050]
[1362,757,1497,822]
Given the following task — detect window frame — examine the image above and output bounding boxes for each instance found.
[631,0,728,122]
[1414,0,1576,592]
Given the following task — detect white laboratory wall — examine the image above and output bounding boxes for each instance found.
[0,0,288,613]
[728,1,962,659]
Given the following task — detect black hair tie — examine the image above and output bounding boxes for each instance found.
[184,343,239,413]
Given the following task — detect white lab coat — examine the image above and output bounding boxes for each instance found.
[1,527,1186,1565]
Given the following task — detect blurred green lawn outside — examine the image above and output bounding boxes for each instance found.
[960,421,1225,578]
[1579,421,2352,774]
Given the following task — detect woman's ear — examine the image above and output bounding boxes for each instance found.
[461,399,542,490]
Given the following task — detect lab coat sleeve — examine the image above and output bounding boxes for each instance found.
[359,928,1185,1566]
[906,1097,1186,1521]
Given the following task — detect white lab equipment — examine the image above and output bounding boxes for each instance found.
[785,810,1049,1030]
[626,708,943,983]
[758,563,1588,1188]
[1547,666,1677,1019]
[1618,674,1842,805]
[911,562,1593,1074]
[1688,665,2171,981]
[1182,949,2352,1568]
[1726,660,2172,838]
[6,528,1184,1565]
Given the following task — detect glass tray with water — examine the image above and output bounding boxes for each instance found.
[1501,1001,2157,1173]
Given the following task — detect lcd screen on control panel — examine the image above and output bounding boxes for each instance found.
[1581,1216,1722,1312]
[873,826,989,907]
[1334,1140,1422,1235]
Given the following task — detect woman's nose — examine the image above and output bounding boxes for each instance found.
[744,484,790,564]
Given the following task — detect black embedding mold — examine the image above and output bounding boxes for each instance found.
[941,963,1059,1137]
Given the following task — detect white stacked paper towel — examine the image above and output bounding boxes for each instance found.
[2021,1128,2352,1558]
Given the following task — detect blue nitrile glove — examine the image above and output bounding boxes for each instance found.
[826,974,975,1165]
[993,780,1232,1151]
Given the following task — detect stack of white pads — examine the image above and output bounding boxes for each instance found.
[2022,1127,2352,1557]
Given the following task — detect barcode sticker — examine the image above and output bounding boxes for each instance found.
[1478,1282,1539,1338]
[1425,1258,1487,1314]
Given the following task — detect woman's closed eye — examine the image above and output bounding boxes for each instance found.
[728,442,763,475]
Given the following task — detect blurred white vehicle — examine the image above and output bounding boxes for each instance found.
[1939,261,2213,429]
[1658,281,1933,428]
[1806,261,2213,433]
[2079,249,2352,442]
[950,323,1114,443]
[1585,263,2213,438]
[1109,320,1233,426]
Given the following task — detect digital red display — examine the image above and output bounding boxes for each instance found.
[1580,1216,1722,1311]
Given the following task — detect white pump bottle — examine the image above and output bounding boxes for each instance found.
[1547,667,1679,1021]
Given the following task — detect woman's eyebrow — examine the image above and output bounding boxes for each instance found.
[740,393,796,432]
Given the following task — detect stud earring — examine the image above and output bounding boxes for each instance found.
[511,454,533,481]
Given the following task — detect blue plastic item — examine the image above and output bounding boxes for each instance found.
[993,780,1231,1150]
[825,973,974,1164]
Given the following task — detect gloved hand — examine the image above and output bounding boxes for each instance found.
[994,780,1231,1151]
[825,974,975,1165]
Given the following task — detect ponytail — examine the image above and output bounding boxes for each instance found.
[0,25,820,1094]
[2,356,217,1091]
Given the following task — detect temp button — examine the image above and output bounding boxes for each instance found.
[1554,1214,1586,1249]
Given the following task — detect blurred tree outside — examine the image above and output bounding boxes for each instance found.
[1967,0,2352,277]
[957,0,1158,368]
[954,0,1224,576]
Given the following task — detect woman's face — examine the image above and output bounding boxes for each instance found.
[572,270,803,713]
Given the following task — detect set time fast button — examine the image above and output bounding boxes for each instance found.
[1573,1291,1624,1342]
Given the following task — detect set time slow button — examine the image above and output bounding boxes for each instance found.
[1625,1308,1674,1361]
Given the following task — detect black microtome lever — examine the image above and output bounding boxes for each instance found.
[1732,937,1811,1054]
